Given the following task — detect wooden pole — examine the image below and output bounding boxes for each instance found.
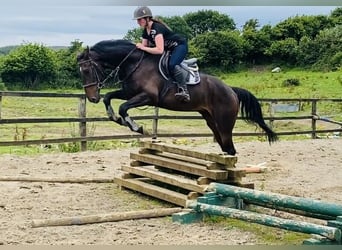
[31,207,183,228]
[311,100,317,139]
[78,96,87,151]
[0,176,114,183]
[208,182,342,218]
[152,107,159,139]
[0,94,2,119]
[193,203,341,241]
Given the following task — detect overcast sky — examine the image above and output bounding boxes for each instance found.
[1,5,338,47]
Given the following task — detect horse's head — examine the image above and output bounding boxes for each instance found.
[77,47,104,103]
[77,40,141,103]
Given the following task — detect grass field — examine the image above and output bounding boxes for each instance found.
[0,69,341,154]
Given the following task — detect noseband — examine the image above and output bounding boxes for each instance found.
[78,47,144,90]
[78,59,107,89]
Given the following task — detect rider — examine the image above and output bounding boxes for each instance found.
[133,6,190,102]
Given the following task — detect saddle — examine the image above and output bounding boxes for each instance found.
[158,51,200,85]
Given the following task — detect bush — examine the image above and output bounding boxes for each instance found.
[0,81,6,90]
[282,78,300,87]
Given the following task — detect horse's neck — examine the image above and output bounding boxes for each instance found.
[106,48,136,66]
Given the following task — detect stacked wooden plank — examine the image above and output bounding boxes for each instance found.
[114,141,253,207]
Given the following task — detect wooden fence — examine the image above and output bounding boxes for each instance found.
[0,91,341,151]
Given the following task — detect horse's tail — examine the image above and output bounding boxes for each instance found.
[232,86,278,143]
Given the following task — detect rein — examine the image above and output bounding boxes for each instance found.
[79,47,144,89]
[112,47,145,84]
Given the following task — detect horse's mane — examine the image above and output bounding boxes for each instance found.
[90,39,135,56]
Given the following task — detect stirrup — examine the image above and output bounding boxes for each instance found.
[175,88,190,102]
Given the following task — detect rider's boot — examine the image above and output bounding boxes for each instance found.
[172,65,190,102]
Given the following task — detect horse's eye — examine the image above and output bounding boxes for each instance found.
[80,66,91,74]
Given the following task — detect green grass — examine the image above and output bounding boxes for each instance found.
[220,69,342,99]
[204,215,309,245]
[0,69,341,155]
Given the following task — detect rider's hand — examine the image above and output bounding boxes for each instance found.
[136,43,145,50]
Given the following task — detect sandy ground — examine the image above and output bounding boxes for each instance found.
[0,138,341,245]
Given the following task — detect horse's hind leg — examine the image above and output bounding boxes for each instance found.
[221,135,236,155]
[218,123,236,155]
[200,111,223,146]
[201,110,237,155]
[213,109,238,156]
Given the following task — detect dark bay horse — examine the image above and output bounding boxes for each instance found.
[77,39,277,155]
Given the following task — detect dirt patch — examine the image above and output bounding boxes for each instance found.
[0,138,341,245]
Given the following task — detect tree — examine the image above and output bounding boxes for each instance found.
[271,15,333,42]
[1,43,58,89]
[183,10,235,37]
[243,19,259,31]
[296,36,320,67]
[329,7,342,25]
[296,25,342,70]
[158,16,192,40]
[190,31,244,70]
[312,25,342,70]
[265,38,298,65]
[241,20,272,64]
[123,28,143,43]
[54,39,84,89]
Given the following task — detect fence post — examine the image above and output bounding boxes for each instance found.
[152,107,159,139]
[0,93,2,119]
[268,101,276,128]
[311,100,317,139]
[78,96,87,151]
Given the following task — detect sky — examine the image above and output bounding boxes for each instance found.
[1,4,339,47]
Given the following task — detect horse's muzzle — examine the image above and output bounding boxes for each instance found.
[88,96,101,103]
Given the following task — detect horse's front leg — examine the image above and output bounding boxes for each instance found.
[118,93,153,135]
[103,90,127,126]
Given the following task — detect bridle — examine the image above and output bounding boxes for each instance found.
[78,47,145,89]
[78,59,107,89]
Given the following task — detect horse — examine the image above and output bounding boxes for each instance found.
[77,39,278,155]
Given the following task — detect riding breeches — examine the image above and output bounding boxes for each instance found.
[168,43,188,72]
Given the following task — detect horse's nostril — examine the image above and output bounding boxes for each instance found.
[91,97,100,103]
[88,97,97,103]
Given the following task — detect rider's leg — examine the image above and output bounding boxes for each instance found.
[172,65,190,102]
[169,43,190,102]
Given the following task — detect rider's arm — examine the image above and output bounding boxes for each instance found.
[137,34,164,55]
[142,38,149,47]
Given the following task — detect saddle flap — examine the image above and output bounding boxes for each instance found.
[158,52,200,85]
[183,58,197,66]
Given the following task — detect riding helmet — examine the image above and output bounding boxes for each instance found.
[133,6,153,19]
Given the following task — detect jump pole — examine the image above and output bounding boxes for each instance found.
[190,202,341,242]
[207,182,342,218]
[32,207,183,228]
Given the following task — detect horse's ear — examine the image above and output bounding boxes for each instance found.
[85,46,90,56]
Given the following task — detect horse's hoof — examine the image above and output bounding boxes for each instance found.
[137,126,144,135]
[139,127,151,136]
